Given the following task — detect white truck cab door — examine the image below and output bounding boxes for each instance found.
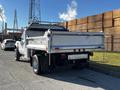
[18,30,26,55]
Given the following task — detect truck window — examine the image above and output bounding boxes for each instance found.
[6,40,15,43]
[25,24,68,37]
[26,30,45,37]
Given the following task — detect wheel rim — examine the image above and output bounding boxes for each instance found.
[32,55,39,73]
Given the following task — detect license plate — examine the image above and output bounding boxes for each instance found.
[68,54,88,60]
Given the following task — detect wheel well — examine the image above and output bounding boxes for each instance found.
[30,50,47,66]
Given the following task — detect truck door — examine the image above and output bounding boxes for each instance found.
[18,30,26,55]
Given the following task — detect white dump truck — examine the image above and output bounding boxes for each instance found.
[15,23,104,74]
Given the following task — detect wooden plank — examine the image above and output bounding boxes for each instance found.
[68,25,76,31]
[80,29,87,32]
[95,21,103,29]
[104,35,112,43]
[113,35,120,44]
[113,27,120,34]
[88,21,102,29]
[104,34,113,51]
[95,14,103,21]
[88,14,103,23]
[104,27,114,34]
[104,19,113,28]
[113,9,120,18]
[88,28,103,32]
[68,26,72,31]
[77,17,88,24]
[114,18,120,27]
[113,34,120,51]
[68,19,77,26]
[88,15,95,23]
[113,44,120,51]
[113,34,120,38]
[88,22,95,29]
[76,24,87,30]
[104,11,113,20]
[104,43,112,51]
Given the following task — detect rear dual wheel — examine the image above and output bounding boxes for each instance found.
[32,55,41,74]
[32,54,49,75]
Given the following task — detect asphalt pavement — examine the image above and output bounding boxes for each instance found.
[0,49,120,90]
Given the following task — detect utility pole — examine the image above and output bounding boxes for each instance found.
[13,9,18,40]
[29,0,41,24]
[0,15,4,40]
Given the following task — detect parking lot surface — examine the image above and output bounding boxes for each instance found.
[0,49,120,90]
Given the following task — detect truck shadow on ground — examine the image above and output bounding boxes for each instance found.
[41,67,111,90]
[18,60,30,63]
[89,61,120,78]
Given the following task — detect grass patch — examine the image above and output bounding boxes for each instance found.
[91,52,120,67]
[90,52,120,77]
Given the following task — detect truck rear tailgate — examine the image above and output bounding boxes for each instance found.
[51,31,104,51]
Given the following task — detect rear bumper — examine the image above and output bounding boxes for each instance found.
[52,51,92,55]
[52,51,92,61]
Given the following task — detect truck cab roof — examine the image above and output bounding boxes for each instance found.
[27,23,68,31]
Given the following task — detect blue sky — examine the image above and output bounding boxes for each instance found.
[0,0,120,29]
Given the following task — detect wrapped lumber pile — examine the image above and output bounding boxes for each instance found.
[88,14,103,32]
[76,17,88,32]
[67,19,77,32]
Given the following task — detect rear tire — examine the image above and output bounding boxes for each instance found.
[32,53,49,75]
[30,56,33,66]
[32,54,41,74]
[15,48,20,61]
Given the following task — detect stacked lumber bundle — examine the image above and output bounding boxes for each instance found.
[67,19,77,32]
[62,9,120,34]
[104,34,112,51]
[76,17,88,32]
[88,14,103,32]
[113,35,120,51]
